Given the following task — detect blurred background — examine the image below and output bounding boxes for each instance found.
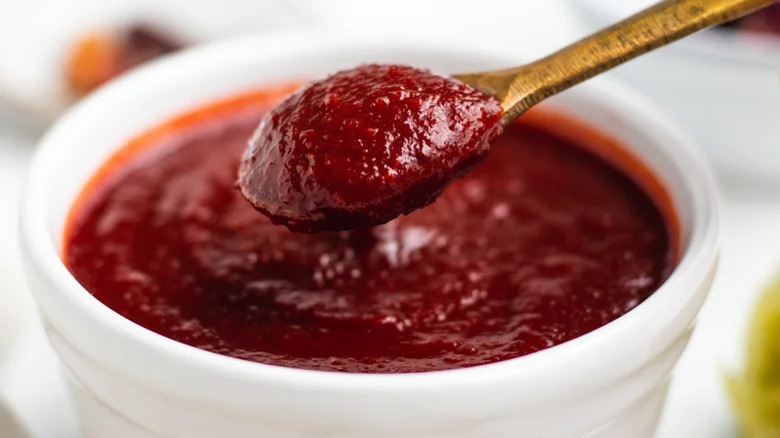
[1,1,779,437]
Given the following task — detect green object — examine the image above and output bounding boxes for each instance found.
[728,275,780,437]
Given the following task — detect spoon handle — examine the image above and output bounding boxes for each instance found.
[455,0,777,126]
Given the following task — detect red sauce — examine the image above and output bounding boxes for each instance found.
[239,64,503,232]
[64,88,675,373]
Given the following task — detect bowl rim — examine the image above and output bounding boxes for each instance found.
[20,31,720,395]
[574,0,780,67]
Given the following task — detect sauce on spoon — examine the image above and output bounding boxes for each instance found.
[238,64,502,232]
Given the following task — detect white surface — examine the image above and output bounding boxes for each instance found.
[0,1,777,437]
[1,327,78,438]
[0,115,37,357]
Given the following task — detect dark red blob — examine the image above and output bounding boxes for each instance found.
[721,5,780,35]
[122,24,184,69]
[65,23,184,95]
[735,5,780,35]
[238,64,503,232]
[65,93,673,373]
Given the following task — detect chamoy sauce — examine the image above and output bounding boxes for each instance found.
[238,64,503,232]
[65,87,674,373]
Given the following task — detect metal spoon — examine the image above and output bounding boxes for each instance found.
[454,0,776,127]
[240,0,776,232]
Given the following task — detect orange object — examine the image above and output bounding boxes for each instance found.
[65,32,122,95]
[65,24,184,95]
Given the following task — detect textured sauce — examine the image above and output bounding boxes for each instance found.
[239,64,503,232]
[65,86,676,373]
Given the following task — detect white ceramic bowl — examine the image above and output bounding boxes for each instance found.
[20,33,720,438]
[574,0,780,182]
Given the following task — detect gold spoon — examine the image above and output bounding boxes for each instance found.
[455,0,777,127]
[240,0,776,232]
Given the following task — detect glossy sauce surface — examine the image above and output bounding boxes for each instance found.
[239,64,502,232]
[65,90,674,373]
